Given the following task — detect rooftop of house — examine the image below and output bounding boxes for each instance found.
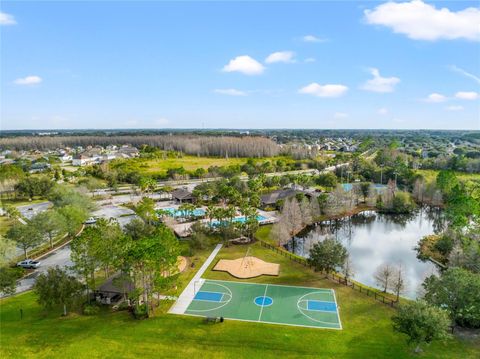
[260,188,298,205]
[171,188,193,200]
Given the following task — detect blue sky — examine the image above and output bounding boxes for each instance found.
[1,1,479,130]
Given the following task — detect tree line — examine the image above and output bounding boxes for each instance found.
[0,135,280,158]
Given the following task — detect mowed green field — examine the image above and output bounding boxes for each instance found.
[139,156,248,174]
[1,243,479,358]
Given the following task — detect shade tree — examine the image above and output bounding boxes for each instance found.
[392,300,451,353]
[34,266,83,316]
[308,237,348,274]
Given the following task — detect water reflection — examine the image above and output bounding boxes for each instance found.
[287,208,443,298]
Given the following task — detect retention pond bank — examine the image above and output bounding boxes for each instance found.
[287,208,444,298]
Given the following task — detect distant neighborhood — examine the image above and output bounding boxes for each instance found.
[0,145,139,169]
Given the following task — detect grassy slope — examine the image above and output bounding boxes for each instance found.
[0,216,14,236]
[1,242,478,359]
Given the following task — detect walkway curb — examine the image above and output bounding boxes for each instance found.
[169,243,223,314]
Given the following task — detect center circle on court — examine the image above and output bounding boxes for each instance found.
[254,296,273,307]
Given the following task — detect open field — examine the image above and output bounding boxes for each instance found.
[138,156,248,174]
[111,155,259,177]
[110,154,327,177]
[2,242,478,359]
[416,169,480,183]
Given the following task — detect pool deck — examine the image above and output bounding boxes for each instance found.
[169,209,277,237]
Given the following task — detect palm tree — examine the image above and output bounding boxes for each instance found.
[206,205,216,224]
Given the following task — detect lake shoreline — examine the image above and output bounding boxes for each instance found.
[286,207,444,298]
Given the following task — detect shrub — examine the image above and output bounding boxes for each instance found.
[433,235,453,256]
[133,304,148,319]
[83,304,100,316]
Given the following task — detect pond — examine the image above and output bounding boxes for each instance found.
[286,208,445,298]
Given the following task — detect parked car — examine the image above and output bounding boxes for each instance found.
[17,259,41,269]
[84,217,97,224]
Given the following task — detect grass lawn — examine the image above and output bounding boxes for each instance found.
[141,156,248,174]
[111,155,299,177]
[0,216,14,236]
[416,169,480,183]
[1,242,478,359]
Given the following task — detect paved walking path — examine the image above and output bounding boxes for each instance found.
[169,243,223,314]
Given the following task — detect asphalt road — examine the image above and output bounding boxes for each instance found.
[8,244,73,296]
[17,201,52,220]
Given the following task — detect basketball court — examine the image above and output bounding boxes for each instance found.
[184,279,342,330]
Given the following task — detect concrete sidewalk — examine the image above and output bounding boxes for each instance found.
[169,243,223,314]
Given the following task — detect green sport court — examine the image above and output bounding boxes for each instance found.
[184,279,342,330]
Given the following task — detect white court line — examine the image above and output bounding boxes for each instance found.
[332,288,343,330]
[182,312,342,331]
[207,279,333,292]
[257,284,269,322]
[193,291,225,303]
[169,243,223,314]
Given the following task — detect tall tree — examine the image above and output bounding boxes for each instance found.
[392,300,451,353]
[374,263,394,293]
[309,196,321,220]
[6,221,43,258]
[134,197,157,225]
[70,226,100,300]
[280,198,303,238]
[57,205,88,237]
[0,235,16,267]
[299,197,313,227]
[271,221,290,247]
[390,264,407,302]
[308,237,347,274]
[341,255,355,284]
[423,268,480,328]
[31,210,63,248]
[126,225,180,315]
[34,266,83,316]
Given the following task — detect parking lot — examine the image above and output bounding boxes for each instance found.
[91,204,138,228]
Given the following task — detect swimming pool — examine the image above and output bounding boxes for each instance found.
[157,207,206,217]
[341,183,353,192]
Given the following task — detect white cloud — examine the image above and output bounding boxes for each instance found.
[334,112,349,119]
[364,1,480,41]
[214,88,247,96]
[304,57,316,63]
[302,35,327,43]
[362,68,400,93]
[13,75,42,85]
[154,118,170,126]
[265,51,295,64]
[378,107,388,115]
[425,93,447,103]
[449,65,480,84]
[299,83,349,98]
[446,105,464,111]
[455,91,479,100]
[222,55,265,75]
[0,12,16,26]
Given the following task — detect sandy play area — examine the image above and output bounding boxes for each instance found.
[213,256,280,279]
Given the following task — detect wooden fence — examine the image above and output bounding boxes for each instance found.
[258,239,397,308]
